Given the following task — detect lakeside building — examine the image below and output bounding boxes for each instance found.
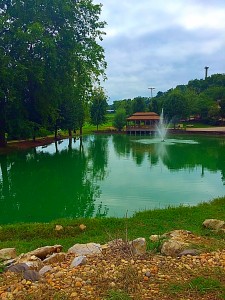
[126,112,160,135]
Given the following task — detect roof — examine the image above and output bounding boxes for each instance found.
[132,112,159,116]
[127,112,160,121]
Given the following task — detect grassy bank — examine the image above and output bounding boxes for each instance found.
[1,197,225,255]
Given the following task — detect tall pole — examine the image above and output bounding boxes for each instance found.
[204,66,209,79]
[148,87,155,98]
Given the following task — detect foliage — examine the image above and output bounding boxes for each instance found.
[90,87,108,130]
[0,0,107,146]
[112,73,225,125]
[163,90,189,128]
[132,96,147,113]
[113,109,127,131]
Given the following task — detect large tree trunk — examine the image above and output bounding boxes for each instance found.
[68,128,72,137]
[0,101,7,147]
[80,126,83,136]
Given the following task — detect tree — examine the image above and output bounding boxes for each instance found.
[113,109,126,131]
[0,0,106,146]
[164,91,189,128]
[132,97,146,113]
[90,88,108,130]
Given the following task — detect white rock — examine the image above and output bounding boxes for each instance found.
[68,243,102,256]
[55,225,63,231]
[0,248,17,260]
[161,239,189,257]
[150,235,161,242]
[43,253,66,264]
[130,238,146,255]
[27,245,63,259]
[39,265,52,276]
[70,256,87,268]
[203,219,225,231]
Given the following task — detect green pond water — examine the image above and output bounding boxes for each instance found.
[0,134,225,224]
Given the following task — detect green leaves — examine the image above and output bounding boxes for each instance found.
[0,0,107,144]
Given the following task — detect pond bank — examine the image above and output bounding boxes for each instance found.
[1,198,225,299]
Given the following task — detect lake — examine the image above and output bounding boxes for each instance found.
[0,134,225,224]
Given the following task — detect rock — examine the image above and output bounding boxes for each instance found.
[43,252,66,264]
[55,225,63,231]
[130,238,146,255]
[150,235,161,242]
[23,270,40,282]
[70,256,87,268]
[164,230,192,240]
[7,263,29,273]
[203,219,225,231]
[2,258,16,266]
[177,249,200,257]
[0,248,17,260]
[145,271,151,277]
[79,224,86,231]
[39,265,52,276]
[27,245,63,259]
[161,239,189,256]
[68,243,102,256]
[16,254,44,270]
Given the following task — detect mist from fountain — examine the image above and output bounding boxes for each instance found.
[155,108,169,142]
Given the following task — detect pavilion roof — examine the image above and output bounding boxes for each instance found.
[127,112,160,121]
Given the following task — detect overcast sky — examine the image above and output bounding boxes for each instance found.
[95,0,225,103]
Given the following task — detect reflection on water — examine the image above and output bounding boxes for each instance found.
[1,134,225,224]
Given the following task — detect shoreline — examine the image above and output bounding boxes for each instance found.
[1,126,225,154]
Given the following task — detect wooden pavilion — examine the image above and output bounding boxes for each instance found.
[126,112,160,135]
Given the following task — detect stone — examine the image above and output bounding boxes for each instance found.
[70,256,87,268]
[145,271,151,277]
[55,225,63,231]
[130,238,146,255]
[79,224,86,231]
[0,248,17,260]
[43,252,66,264]
[23,270,40,282]
[177,249,200,257]
[7,263,29,273]
[68,243,102,256]
[165,230,192,240]
[150,235,161,242]
[26,245,63,259]
[16,254,44,271]
[2,259,16,266]
[161,239,189,256]
[203,219,225,231]
[39,265,52,276]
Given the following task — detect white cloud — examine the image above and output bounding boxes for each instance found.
[95,0,225,102]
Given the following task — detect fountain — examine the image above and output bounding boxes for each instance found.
[156,108,169,141]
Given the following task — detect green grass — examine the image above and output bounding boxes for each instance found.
[105,290,132,300]
[1,197,225,254]
[168,276,225,299]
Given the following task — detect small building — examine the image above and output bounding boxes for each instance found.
[126,112,160,135]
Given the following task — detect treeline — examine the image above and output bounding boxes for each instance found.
[112,73,225,126]
[0,0,107,147]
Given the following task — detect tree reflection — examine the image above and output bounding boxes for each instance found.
[1,135,225,224]
[88,135,108,181]
[0,137,109,224]
[112,135,131,158]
